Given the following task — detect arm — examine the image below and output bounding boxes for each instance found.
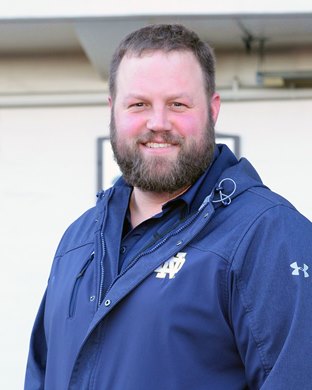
[230,205,312,389]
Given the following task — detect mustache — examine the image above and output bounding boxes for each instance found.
[136,131,183,145]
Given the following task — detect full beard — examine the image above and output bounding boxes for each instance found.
[110,113,215,193]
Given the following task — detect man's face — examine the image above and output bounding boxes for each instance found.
[109,50,220,193]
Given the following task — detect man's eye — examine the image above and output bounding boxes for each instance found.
[129,102,145,108]
[170,102,186,109]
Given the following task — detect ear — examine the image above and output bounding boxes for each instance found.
[210,93,221,124]
[108,96,113,108]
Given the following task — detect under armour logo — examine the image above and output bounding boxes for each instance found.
[154,252,187,279]
[290,261,309,278]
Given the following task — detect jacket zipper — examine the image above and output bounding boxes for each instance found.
[69,251,95,318]
[97,188,114,307]
[98,231,106,307]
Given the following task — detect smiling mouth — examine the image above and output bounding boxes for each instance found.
[145,142,173,148]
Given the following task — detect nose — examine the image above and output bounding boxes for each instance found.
[146,107,172,131]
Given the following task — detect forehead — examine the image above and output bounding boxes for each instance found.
[115,50,205,96]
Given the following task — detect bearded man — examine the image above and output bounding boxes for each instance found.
[25,24,312,390]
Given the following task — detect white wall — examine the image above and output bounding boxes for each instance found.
[217,98,312,221]
[0,106,109,389]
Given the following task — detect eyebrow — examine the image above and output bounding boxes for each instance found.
[123,94,147,101]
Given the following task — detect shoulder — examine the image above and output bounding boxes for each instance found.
[236,185,311,249]
[229,182,309,233]
[242,186,311,243]
[228,186,312,282]
[208,184,312,267]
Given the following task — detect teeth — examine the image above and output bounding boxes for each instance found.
[146,142,172,148]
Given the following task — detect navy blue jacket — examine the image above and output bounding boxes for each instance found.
[25,145,312,389]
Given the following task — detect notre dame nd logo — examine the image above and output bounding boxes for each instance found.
[154,252,187,279]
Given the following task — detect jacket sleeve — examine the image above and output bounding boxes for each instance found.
[24,290,47,390]
[230,204,312,389]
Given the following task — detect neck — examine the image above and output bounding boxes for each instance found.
[129,186,190,228]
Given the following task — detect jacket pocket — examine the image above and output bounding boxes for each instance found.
[68,251,95,318]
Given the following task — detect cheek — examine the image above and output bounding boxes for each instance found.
[114,113,146,138]
[175,114,207,137]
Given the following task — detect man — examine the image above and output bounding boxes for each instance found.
[25,24,312,389]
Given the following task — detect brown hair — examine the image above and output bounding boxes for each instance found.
[109,24,216,102]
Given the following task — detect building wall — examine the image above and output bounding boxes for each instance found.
[216,46,312,87]
[0,105,109,389]
[217,99,312,219]
[1,51,312,388]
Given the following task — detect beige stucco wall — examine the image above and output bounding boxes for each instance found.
[216,46,312,87]
[2,47,312,93]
